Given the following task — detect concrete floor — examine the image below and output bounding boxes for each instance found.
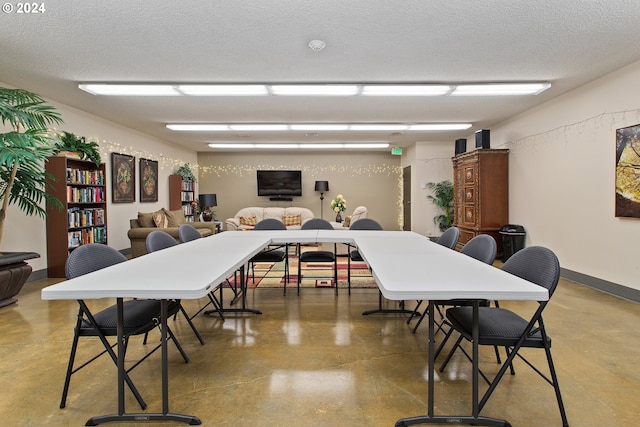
[0,277,638,426]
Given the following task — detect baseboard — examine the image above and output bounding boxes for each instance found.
[561,268,640,303]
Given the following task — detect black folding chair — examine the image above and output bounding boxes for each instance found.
[248,219,290,294]
[177,223,225,320]
[146,230,205,344]
[440,246,569,427]
[60,244,189,410]
[297,218,337,295]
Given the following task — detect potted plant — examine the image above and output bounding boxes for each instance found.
[54,131,101,166]
[330,194,347,222]
[426,180,454,232]
[176,163,196,182]
[0,87,64,307]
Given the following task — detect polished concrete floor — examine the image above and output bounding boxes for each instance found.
[1,277,638,426]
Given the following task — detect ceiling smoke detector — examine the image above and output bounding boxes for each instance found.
[308,40,326,51]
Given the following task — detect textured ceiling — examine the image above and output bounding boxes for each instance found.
[1,1,640,152]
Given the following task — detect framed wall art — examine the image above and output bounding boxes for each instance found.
[111,153,135,203]
[615,123,640,218]
[139,158,158,202]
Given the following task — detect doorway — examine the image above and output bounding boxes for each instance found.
[402,166,411,231]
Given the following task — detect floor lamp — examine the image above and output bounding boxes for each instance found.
[314,181,329,219]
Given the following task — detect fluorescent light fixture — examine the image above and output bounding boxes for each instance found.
[361,85,451,96]
[207,143,390,149]
[228,124,289,131]
[452,83,551,96]
[166,124,230,131]
[344,143,389,149]
[290,124,350,131]
[349,124,409,131]
[79,84,179,96]
[407,123,472,131]
[270,85,359,96]
[176,85,268,96]
[170,123,473,132]
[207,143,255,149]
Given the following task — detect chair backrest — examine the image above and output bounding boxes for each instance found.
[502,246,561,297]
[146,230,178,253]
[436,226,460,249]
[65,243,127,279]
[349,218,383,230]
[301,218,333,230]
[178,224,202,243]
[254,218,287,231]
[460,234,497,265]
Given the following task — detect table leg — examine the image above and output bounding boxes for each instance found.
[394,300,512,427]
[85,299,202,426]
[205,265,262,316]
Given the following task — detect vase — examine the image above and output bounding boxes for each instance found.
[335,212,342,223]
[202,212,213,222]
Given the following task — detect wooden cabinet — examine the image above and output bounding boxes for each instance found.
[169,174,196,222]
[453,149,509,255]
[45,156,107,277]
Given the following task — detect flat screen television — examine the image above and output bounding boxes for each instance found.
[256,170,302,198]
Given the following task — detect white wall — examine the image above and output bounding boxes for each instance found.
[402,141,455,237]
[1,83,197,272]
[197,151,402,231]
[488,60,640,290]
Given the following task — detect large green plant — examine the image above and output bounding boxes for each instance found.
[55,131,101,166]
[0,87,64,246]
[426,180,454,232]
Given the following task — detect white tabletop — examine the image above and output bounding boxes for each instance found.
[42,230,548,303]
[354,234,548,301]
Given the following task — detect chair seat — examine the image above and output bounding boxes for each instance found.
[251,249,286,263]
[300,251,335,263]
[350,250,363,261]
[446,306,550,348]
[80,299,180,336]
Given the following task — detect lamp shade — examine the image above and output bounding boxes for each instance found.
[199,193,217,207]
[314,181,329,192]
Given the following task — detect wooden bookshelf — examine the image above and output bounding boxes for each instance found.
[169,174,196,222]
[45,156,107,278]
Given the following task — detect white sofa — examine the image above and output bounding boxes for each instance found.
[225,207,315,231]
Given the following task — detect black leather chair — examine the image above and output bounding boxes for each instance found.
[297,218,337,295]
[440,246,569,427]
[60,243,189,410]
[248,219,290,294]
[146,230,205,344]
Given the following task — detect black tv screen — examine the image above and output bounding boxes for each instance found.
[257,170,302,197]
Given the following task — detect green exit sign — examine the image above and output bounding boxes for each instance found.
[391,147,402,155]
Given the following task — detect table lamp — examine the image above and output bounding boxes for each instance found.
[198,193,217,221]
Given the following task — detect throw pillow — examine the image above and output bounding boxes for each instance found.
[152,211,169,228]
[282,214,301,226]
[239,216,257,227]
[163,208,185,227]
[138,210,161,228]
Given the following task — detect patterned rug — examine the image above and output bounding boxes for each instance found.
[228,246,377,289]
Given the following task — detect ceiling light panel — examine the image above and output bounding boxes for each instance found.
[166,124,230,131]
[452,83,551,96]
[176,85,268,96]
[270,85,359,96]
[407,123,472,130]
[228,124,289,131]
[79,84,179,96]
[361,85,451,96]
[290,124,350,131]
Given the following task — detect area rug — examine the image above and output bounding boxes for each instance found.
[228,246,377,289]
